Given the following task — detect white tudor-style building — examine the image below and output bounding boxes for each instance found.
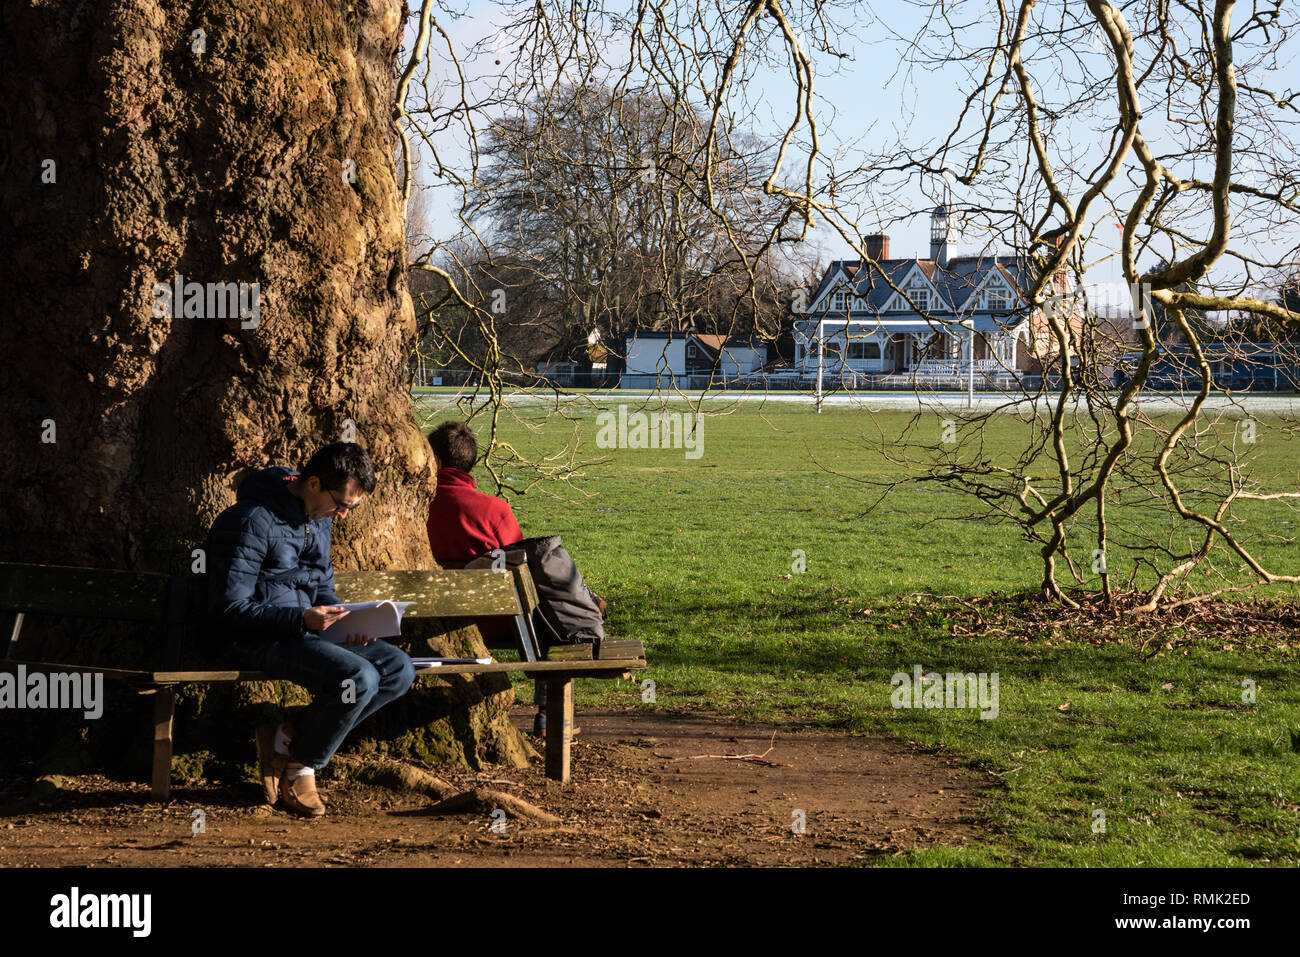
[795,206,1049,383]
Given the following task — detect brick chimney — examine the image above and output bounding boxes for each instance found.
[865,233,890,261]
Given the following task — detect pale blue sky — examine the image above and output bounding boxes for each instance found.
[405,1,1300,296]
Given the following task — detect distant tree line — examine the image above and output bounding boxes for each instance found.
[412,82,815,374]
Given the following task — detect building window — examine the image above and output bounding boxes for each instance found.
[848,341,881,360]
[686,343,698,358]
[902,277,931,313]
[987,284,1010,311]
[889,289,929,312]
[832,290,848,311]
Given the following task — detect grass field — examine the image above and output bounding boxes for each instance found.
[414,393,1300,866]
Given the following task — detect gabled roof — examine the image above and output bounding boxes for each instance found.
[691,334,764,355]
[806,261,861,306]
[691,334,730,355]
[809,259,916,312]
[880,261,943,312]
[927,257,1024,311]
[807,254,1033,315]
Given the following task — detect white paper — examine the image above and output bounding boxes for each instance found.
[408,656,493,666]
[319,600,413,643]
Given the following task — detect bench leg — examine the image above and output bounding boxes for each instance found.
[151,687,175,801]
[544,677,573,783]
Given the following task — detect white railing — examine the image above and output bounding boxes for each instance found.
[912,358,1005,376]
[913,359,961,376]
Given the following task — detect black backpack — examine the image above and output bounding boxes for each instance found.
[471,535,605,649]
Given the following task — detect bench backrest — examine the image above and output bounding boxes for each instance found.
[0,563,173,621]
[0,562,188,670]
[334,566,540,655]
[333,568,534,619]
[0,562,540,666]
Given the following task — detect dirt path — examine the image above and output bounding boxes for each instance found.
[0,709,994,867]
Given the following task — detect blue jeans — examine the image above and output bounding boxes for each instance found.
[229,636,416,769]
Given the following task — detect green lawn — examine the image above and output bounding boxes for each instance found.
[414,393,1300,866]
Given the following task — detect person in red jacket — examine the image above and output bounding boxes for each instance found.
[426,420,554,730]
[425,420,523,560]
[427,421,604,736]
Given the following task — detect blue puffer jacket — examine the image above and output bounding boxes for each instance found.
[204,467,341,645]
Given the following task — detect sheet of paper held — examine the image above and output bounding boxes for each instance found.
[318,600,413,643]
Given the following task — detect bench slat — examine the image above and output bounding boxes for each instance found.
[546,639,646,661]
[334,569,522,618]
[0,659,157,682]
[149,659,644,682]
[545,644,594,661]
[597,638,645,659]
[1,658,644,683]
[0,563,170,621]
[438,561,540,617]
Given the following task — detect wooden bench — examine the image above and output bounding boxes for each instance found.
[0,562,646,799]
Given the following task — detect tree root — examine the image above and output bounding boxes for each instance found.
[427,787,560,823]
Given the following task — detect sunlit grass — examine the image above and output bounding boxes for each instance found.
[415,394,1300,865]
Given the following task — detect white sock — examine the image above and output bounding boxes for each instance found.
[274,725,292,756]
[286,765,315,780]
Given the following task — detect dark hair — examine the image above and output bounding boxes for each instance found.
[299,442,376,494]
[427,421,477,472]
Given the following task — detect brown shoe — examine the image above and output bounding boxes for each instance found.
[255,724,289,806]
[280,763,326,818]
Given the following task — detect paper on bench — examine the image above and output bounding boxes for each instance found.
[408,656,493,667]
[319,600,414,643]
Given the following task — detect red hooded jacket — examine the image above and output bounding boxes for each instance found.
[426,467,523,562]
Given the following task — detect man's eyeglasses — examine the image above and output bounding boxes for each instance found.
[326,488,362,514]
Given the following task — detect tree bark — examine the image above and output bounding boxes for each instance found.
[0,0,531,778]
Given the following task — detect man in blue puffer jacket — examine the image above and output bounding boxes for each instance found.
[204,442,416,818]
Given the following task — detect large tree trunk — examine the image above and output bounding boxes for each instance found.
[0,0,531,779]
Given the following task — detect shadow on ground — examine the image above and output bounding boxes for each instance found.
[0,708,994,867]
